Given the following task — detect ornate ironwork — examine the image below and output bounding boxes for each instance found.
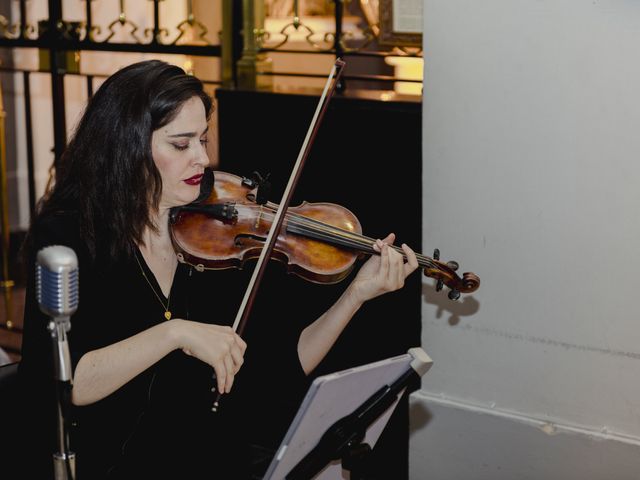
[255,0,424,89]
[103,0,142,43]
[0,0,224,215]
[259,0,402,53]
[0,7,36,40]
[172,0,212,45]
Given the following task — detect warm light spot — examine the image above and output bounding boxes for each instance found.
[183,59,194,76]
[385,57,423,95]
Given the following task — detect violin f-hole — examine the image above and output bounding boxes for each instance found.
[234,233,268,247]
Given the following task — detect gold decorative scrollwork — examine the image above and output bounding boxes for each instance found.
[103,0,142,43]
[306,30,335,51]
[259,20,328,51]
[143,26,170,44]
[0,15,10,38]
[261,0,381,53]
[338,28,376,53]
[172,0,211,45]
[262,0,421,55]
[0,14,36,40]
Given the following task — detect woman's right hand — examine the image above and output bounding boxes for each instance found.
[169,319,247,394]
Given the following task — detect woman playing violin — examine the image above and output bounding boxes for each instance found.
[17,59,419,479]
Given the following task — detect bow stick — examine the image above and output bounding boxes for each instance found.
[211,59,346,412]
[233,59,346,335]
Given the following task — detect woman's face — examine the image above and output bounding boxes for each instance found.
[151,96,210,209]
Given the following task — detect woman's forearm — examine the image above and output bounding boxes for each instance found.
[297,239,418,375]
[297,285,363,375]
[71,320,180,406]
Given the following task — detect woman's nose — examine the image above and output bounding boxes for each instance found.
[194,145,209,167]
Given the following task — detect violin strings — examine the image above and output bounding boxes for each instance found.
[245,204,440,270]
[234,206,366,251]
[281,210,440,269]
[271,206,439,269]
[252,206,432,268]
[263,204,378,250]
[237,207,439,271]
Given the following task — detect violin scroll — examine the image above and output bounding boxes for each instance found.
[427,249,480,300]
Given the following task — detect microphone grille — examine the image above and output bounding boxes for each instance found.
[36,245,79,317]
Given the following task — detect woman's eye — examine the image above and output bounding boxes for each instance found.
[172,143,189,151]
[200,139,209,146]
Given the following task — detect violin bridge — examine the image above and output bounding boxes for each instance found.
[255,205,263,229]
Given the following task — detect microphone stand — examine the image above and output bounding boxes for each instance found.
[48,316,76,480]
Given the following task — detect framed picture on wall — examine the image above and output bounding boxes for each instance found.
[379,0,423,47]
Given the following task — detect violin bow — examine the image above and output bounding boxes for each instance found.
[211,60,345,412]
[232,59,346,336]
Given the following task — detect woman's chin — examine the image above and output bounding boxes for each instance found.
[180,187,202,205]
[162,192,200,210]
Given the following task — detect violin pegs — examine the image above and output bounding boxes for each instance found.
[448,289,460,301]
[436,279,444,292]
[433,248,440,261]
[241,176,257,189]
[447,261,459,271]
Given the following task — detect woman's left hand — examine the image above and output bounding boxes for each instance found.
[348,233,419,305]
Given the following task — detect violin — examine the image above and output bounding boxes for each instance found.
[181,60,478,413]
[169,170,480,301]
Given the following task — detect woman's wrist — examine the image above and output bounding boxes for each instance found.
[343,282,367,312]
[165,318,184,351]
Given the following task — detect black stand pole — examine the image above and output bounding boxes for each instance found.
[49,318,76,480]
[286,348,431,480]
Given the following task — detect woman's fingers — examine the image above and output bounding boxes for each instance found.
[212,362,227,394]
[230,342,245,374]
[351,233,420,302]
[386,243,404,289]
[216,330,246,392]
[379,240,390,278]
[178,321,247,394]
[402,243,419,277]
[381,238,419,291]
[381,232,396,246]
[223,353,235,393]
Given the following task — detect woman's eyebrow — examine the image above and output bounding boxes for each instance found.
[168,126,209,138]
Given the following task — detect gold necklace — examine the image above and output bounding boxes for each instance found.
[135,250,172,320]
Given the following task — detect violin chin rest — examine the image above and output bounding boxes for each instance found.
[168,168,216,224]
[194,167,215,203]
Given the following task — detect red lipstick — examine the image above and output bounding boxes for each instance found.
[184,173,203,185]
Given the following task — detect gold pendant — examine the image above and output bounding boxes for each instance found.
[164,311,172,320]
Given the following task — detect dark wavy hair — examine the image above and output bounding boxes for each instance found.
[32,59,213,261]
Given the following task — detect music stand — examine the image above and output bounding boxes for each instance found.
[263,347,433,480]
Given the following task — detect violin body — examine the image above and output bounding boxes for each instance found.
[171,171,363,284]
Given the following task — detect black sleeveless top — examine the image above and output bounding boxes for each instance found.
[18,211,333,479]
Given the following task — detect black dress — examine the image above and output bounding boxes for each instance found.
[17,211,330,479]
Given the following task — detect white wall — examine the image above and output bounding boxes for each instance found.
[412,0,640,477]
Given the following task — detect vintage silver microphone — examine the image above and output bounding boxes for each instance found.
[36,245,79,480]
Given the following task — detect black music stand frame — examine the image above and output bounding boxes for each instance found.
[263,347,432,480]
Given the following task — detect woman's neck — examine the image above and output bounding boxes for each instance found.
[139,209,178,296]
[140,209,173,254]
